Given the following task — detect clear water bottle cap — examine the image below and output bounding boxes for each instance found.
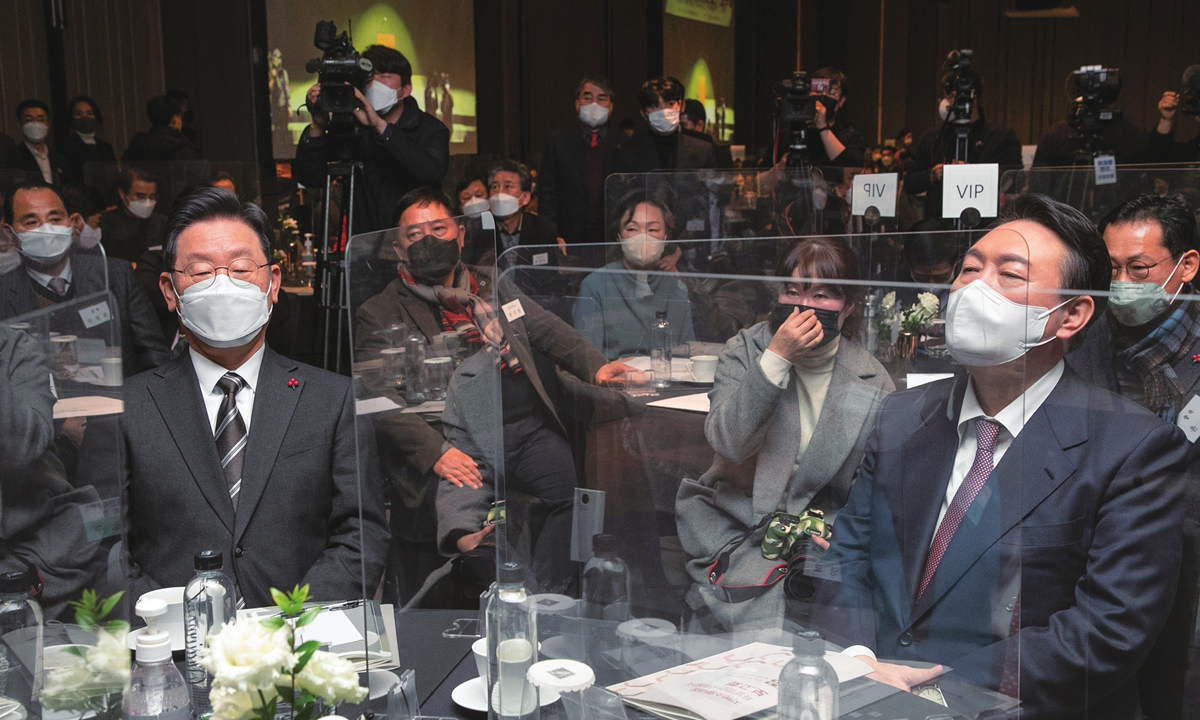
[792,630,824,656]
[498,562,523,584]
[0,570,34,595]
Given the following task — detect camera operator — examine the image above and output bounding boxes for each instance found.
[1147,66,1200,164]
[293,45,449,234]
[1034,67,1148,167]
[903,59,1021,220]
[805,68,865,169]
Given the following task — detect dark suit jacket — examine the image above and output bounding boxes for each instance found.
[0,255,170,379]
[612,130,717,174]
[59,134,117,186]
[539,126,620,243]
[13,143,66,186]
[815,366,1190,719]
[121,346,389,606]
[903,119,1023,220]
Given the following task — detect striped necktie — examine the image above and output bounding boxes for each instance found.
[214,373,247,511]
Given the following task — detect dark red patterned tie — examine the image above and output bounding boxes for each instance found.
[589,131,598,148]
[917,418,1002,600]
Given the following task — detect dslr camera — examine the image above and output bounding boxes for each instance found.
[1067,65,1122,154]
[1179,65,1200,117]
[944,49,978,127]
[774,71,838,163]
[305,21,373,131]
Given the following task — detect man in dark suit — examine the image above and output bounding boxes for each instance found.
[613,77,716,175]
[0,180,169,379]
[121,187,387,606]
[680,99,733,169]
[11,100,66,185]
[484,160,565,300]
[538,78,621,266]
[121,95,202,163]
[816,194,1191,719]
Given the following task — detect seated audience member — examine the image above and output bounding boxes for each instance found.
[815,194,1191,719]
[12,100,66,185]
[121,187,387,605]
[59,95,118,185]
[574,195,695,359]
[484,161,563,293]
[210,171,238,196]
[677,237,894,632]
[680,99,733,168]
[0,180,169,378]
[99,166,168,263]
[613,77,716,173]
[895,218,958,316]
[61,183,106,255]
[455,176,488,217]
[122,95,202,162]
[1067,193,1200,719]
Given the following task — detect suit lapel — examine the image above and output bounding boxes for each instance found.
[235,348,302,541]
[146,354,235,534]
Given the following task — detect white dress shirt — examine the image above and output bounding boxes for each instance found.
[26,259,73,293]
[190,345,266,436]
[24,142,52,183]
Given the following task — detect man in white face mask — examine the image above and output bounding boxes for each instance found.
[117,186,388,607]
[294,44,449,234]
[814,194,1192,717]
[613,76,716,174]
[13,99,64,185]
[485,160,561,270]
[0,180,170,378]
[99,166,167,263]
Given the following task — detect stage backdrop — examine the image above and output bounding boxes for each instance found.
[266,0,476,160]
[664,2,736,142]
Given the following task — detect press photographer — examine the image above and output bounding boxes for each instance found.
[1034,65,1148,167]
[771,68,864,169]
[1147,65,1200,163]
[293,24,449,234]
[903,50,1022,220]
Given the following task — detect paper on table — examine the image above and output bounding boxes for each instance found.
[356,397,402,415]
[53,396,124,419]
[296,609,364,646]
[401,401,445,414]
[647,393,710,414]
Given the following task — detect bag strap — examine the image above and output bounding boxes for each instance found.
[705,514,789,604]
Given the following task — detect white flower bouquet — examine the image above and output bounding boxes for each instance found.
[900,291,941,333]
[41,591,130,720]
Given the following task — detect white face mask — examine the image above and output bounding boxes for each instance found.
[461,196,490,217]
[0,249,21,275]
[127,198,156,219]
[174,274,274,348]
[621,232,667,266]
[945,280,1068,367]
[366,82,399,114]
[22,122,48,144]
[78,224,102,250]
[579,102,610,128]
[17,223,74,264]
[1108,256,1185,327]
[939,98,952,121]
[489,193,521,218]
[648,107,680,134]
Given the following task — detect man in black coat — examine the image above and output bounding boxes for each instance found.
[613,77,716,175]
[680,99,734,169]
[293,45,449,235]
[538,78,621,267]
[11,100,66,185]
[122,96,202,163]
[484,160,565,301]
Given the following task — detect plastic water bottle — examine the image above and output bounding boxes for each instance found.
[777,631,838,720]
[486,563,538,720]
[184,551,236,713]
[582,535,630,623]
[651,310,671,389]
[124,598,191,720]
[0,571,43,703]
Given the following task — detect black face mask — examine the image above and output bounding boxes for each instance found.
[73,116,97,135]
[769,302,842,348]
[406,234,461,282]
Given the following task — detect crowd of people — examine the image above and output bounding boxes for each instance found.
[5,41,1200,718]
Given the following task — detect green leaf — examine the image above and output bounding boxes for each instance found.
[270,587,289,610]
[275,683,295,704]
[63,646,88,658]
[98,591,124,619]
[294,640,321,654]
[260,616,286,630]
[294,607,321,628]
[294,646,319,674]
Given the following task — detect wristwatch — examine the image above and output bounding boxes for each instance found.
[915,683,948,707]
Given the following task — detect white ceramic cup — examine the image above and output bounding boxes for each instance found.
[686,355,719,383]
[100,357,123,386]
[472,637,543,684]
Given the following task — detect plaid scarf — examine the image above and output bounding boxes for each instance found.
[398,264,522,373]
[1112,298,1200,422]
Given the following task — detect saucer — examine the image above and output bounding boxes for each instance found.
[451,677,559,712]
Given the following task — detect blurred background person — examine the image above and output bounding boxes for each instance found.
[123,95,202,162]
[99,166,167,263]
[614,76,716,173]
[59,95,117,186]
[12,100,65,185]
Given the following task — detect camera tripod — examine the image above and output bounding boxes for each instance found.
[317,159,362,373]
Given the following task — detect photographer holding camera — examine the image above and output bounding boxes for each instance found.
[903,53,1022,220]
[805,68,865,169]
[294,43,449,234]
[1147,65,1200,164]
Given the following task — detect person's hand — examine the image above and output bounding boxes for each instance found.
[351,88,387,133]
[859,657,944,693]
[767,307,823,364]
[595,361,637,385]
[434,447,483,489]
[656,246,682,273]
[305,84,328,133]
[811,535,830,551]
[1160,91,1180,123]
[556,237,567,254]
[931,163,945,181]
[481,316,505,347]
[60,416,87,448]
[456,524,495,553]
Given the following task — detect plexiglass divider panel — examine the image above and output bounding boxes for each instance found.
[1002,163,1200,224]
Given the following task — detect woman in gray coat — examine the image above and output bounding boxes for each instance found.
[676,236,895,633]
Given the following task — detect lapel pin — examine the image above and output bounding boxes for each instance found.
[1193,355,1200,363]
[288,378,299,389]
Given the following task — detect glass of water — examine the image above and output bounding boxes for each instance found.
[381,347,406,391]
[422,357,453,401]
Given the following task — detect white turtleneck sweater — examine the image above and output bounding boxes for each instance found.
[759,336,840,458]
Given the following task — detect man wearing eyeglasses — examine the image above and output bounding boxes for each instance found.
[120,186,388,608]
[1067,192,1200,719]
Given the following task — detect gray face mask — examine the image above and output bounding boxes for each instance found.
[1108,256,1185,327]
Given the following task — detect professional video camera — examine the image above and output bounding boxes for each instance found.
[305,21,373,135]
[773,71,838,166]
[1179,65,1200,117]
[942,49,979,163]
[1066,65,1122,156]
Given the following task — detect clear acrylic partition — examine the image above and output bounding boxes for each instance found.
[2,292,130,719]
[80,161,263,215]
[1002,163,1200,224]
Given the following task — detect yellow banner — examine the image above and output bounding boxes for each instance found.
[665,0,733,27]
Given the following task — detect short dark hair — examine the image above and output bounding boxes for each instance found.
[575,78,615,101]
[902,219,958,267]
[455,177,485,197]
[146,95,182,127]
[392,186,457,226]
[682,99,706,124]
[363,45,412,87]
[812,67,848,97]
[119,166,157,194]
[165,89,190,106]
[211,171,237,189]
[1099,193,1200,259]
[15,99,49,121]
[774,236,865,339]
[636,77,684,111]
[3,180,68,225]
[610,192,675,240]
[67,95,104,126]
[619,118,636,131]
[163,187,273,272]
[487,160,533,194]
[993,193,1111,316]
